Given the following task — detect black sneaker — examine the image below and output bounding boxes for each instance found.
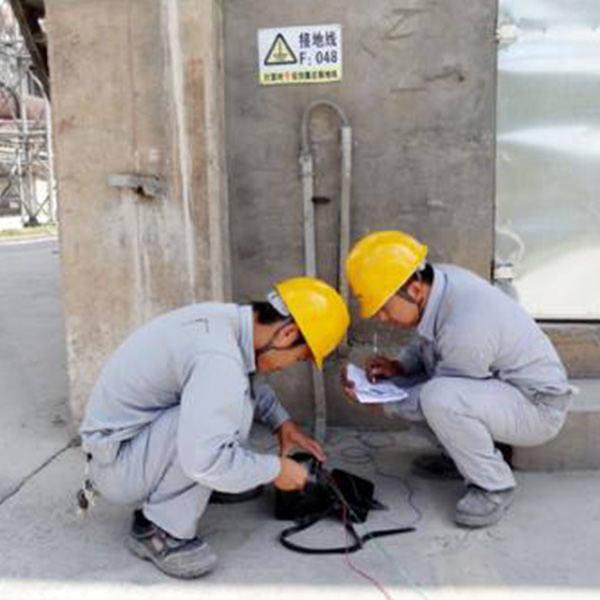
[209,485,264,504]
[411,444,514,481]
[126,510,217,579]
[411,454,462,480]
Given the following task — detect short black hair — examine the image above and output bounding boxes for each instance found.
[402,262,434,288]
[252,301,287,325]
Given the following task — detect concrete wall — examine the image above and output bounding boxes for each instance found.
[45,0,596,434]
[46,0,230,422]
[223,0,498,424]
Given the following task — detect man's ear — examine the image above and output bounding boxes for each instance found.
[406,279,424,301]
[276,321,300,345]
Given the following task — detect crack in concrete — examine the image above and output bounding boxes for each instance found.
[0,438,79,507]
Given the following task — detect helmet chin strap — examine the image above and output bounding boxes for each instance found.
[396,275,425,319]
[396,288,419,306]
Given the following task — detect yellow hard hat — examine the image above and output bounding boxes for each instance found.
[346,231,428,318]
[275,277,350,369]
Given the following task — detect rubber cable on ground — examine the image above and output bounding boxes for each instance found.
[335,430,431,600]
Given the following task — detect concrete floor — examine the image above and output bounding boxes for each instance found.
[2,237,600,600]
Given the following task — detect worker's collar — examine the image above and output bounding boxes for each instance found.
[238,305,257,374]
[416,265,446,342]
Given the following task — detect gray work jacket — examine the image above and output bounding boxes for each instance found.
[398,265,570,400]
[80,304,289,493]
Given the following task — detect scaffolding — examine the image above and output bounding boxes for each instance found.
[0,0,54,226]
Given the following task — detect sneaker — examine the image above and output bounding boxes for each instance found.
[209,485,264,504]
[455,485,515,528]
[126,510,217,579]
[411,454,462,480]
[411,444,514,481]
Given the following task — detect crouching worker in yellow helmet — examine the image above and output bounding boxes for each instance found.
[343,231,571,528]
[79,277,349,579]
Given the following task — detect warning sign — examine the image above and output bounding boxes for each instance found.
[258,24,342,86]
[264,34,297,66]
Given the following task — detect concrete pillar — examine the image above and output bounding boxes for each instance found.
[46,0,230,423]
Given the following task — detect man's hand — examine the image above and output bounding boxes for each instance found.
[273,456,309,491]
[277,420,327,462]
[365,354,402,383]
[340,363,384,415]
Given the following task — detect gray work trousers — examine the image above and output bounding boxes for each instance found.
[88,404,210,540]
[86,382,283,540]
[386,375,570,491]
[85,382,284,540]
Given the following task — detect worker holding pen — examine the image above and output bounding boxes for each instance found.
[341,230,572,528]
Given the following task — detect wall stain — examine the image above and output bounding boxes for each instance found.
[384,7,430,41]
[426,67,466,84]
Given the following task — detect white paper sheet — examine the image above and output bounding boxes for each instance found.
[346,363,408,405]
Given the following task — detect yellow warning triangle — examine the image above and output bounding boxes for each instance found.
[264,34,297,66]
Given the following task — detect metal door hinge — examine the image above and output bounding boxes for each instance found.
[496,22,518,48]
[493,262,515,281]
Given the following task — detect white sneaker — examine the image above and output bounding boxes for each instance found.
[455,485,515,528]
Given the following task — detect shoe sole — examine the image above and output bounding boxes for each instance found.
[126,536,217,579]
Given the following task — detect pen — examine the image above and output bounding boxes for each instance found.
[373,331,378,355]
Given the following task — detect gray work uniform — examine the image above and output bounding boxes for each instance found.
[384,264,571,491]
[79,304,289,539]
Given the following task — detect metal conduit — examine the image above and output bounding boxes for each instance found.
[299,100,352,442]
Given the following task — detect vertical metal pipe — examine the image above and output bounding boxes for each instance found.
[300,101,352,443]
[300,145,327,442]
[18,55,35,225]
[338,125,352,351]
[45,97,57,224]
[300,152,316,276]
